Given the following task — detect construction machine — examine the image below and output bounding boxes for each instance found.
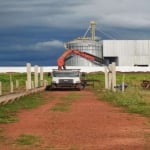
[57,49,104,70]
[48,49,104,90]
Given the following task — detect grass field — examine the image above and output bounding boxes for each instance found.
[0,93,45,123]
[0,72,150,123]
[0,73,26,94]
[80,72,150,117]
[51,92,81,112]
[90,72,150,117]
[0,73,51,94]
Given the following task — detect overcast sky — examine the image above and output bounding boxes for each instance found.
[0,0,150,66]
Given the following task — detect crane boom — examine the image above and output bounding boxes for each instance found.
[57,49,104,70]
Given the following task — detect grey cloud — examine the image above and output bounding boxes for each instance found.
[0,40,64,51]
[0,0,150,33]
[0,0,91,27]
[92,0,150,29]
[35,40,63,47]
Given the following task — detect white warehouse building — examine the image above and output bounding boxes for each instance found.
[103,40,150,66]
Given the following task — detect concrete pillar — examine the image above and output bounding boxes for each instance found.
[112,62,116,92]
[16,80,19,88]
[40,67,44,86]
[108,64,112,90]
[108,72,112,90]
[34,65,38,88]
[27,63,32,90]
[105,67,109,89]
[0,82,2,96]
[122,74,125,92]
[10,81,13,93]
[9,74,13,93]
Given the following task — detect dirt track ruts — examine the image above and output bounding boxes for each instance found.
[0,89,150,150]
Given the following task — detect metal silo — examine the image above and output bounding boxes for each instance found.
[64,21,103,66]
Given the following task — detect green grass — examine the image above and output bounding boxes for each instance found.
[0,73,27,94]
[49,72,150,117]
[86,72,150,117]
[51,102,70,112]
[0,93,44,123]
[96,85,150,117]
[85,72,104,89]
[60,93,81,101]
[51,92,81,112]
[0,73,51,94]
[0,72,150,120]
[16,134,41,145]
[0,72,52,124]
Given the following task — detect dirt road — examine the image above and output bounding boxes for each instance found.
[0,89,150,150]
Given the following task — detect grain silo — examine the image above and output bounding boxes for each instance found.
[64,21,103,66]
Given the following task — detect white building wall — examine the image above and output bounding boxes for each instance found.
[103,40,150,66]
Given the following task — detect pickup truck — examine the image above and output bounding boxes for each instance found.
[47,69,86,90]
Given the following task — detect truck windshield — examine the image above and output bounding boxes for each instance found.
[53,71,80,77]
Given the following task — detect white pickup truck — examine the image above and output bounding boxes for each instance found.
[47,69,86,90]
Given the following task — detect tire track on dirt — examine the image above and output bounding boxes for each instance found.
[0,90,150,150]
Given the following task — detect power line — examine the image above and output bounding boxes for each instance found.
[109,29,123,39]
[96,28,116,39]
[83,25,90,38]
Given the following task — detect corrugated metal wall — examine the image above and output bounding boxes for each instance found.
[65,39,103,66]
[103,40,150,66]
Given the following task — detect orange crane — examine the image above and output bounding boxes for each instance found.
[57,49,105,70]
[47,49,105,90]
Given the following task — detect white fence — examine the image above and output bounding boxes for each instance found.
[0,64,47,104]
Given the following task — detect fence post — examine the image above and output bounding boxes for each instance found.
[122,74,125,92]
[112,62,116,92]
[16,80,19,88]
[105,67,109,89]
[27,63,32,90]
[9,74,13,93]
[10,81,14,93]
[0,82,2,96]
[40,67,44,86]
[34,65,38,88]
[108,64,112,90]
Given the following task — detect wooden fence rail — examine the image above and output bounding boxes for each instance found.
[0,87,45,105]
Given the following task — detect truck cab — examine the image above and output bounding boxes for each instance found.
[50,69,85,90]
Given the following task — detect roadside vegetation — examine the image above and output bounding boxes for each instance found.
[51,92,81,112]
[0,73,51,94]
[0,93,45,123]
[0,72,149,149]
[16,134,41,146]
[0,73,26,94]
[0,72,150,125]
[88,72,150,117]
